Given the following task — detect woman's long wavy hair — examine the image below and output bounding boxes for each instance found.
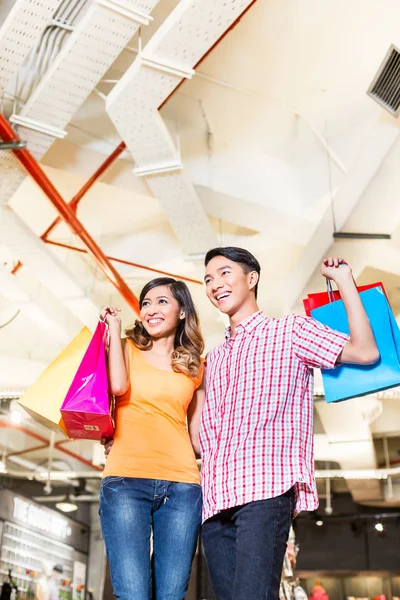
[125,277,204,379]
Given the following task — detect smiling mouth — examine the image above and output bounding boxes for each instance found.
[215,292,231,302]
[147,318,164,325]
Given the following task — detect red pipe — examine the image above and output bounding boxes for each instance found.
[7,1,258,289]
[7,442,49,459]
[45,239,203,285]
[0,422,102,471]
[41,141,126,241]
[55,439,103,471]
[0,114,140,314]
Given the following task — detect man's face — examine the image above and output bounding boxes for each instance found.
[204,256,255,316]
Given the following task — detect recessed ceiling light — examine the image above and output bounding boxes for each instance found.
[10,410,22,425]
[375,522,384,532]
[56,498,78,513]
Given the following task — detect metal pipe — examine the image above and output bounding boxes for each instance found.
[11,0,259,289]
[6,442,49,459]
[0,422,102,471]
[41,141,127,240]
[0,114,140,314]
[55,439,103,471]
[383,435,394,499]
[45,239,203,285]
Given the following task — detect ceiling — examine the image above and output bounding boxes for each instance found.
[1,0,400,511]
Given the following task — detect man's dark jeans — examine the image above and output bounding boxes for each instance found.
[202,487,295,600]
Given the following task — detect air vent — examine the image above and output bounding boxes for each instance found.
[368,44,400,117]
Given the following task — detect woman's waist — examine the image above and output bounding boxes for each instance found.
[102,452,200,484]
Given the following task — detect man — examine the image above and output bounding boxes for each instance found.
[200,247,379,600]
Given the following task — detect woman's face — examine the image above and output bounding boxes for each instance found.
[140,285,183,339]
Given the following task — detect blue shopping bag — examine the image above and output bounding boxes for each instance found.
[310,285,400,402]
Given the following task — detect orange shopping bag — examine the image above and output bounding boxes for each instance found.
[18,328,92,436]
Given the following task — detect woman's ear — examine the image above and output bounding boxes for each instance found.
[180,312,185,320]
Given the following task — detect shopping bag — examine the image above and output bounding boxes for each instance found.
[18,328,92,435]
[60,320,115,440]
[310,286,400,402]
[303,281,386,316]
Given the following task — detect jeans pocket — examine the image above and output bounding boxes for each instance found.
[101,475,125,489]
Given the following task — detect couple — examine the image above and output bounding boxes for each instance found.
[99,246,378,600]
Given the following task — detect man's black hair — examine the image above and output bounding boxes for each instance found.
[204,247,261,299]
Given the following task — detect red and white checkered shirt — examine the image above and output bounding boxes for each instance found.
[199,310,348,523]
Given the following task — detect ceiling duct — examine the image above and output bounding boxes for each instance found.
[368,44,400,117]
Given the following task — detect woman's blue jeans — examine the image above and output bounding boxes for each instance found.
[99,476,202,600]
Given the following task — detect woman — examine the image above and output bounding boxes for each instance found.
[99,277,205,600]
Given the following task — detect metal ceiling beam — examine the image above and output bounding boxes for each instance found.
[0,115,140,314]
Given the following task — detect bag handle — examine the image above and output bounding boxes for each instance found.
[98,312,110,352]
[326,279,335,305]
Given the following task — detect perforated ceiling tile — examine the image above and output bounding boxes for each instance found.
[122,111,181,167]
[0,153,26,207]
[144,0,253,70]
[147,172,217,254]
[0,0,62,92]
[108,60,181,114]
[21,3,148,130]
[109,0,160,13]
[106,0,256,252]
[0,0,160,209]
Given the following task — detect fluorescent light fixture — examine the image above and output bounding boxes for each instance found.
[333,232,391,240]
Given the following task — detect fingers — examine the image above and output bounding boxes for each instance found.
[99,306,121,321]
[323,257,345,268]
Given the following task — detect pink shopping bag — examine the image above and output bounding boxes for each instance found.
[60,320,115,440]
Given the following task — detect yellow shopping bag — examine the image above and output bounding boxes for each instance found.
[18,327,92,435]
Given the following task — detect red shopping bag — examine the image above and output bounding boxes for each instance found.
[60,320,115,440]
[303,281,387,316]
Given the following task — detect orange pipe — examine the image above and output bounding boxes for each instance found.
[41,141,126,241]
[45,239,203,285]
[55,439,103,472]
[0,422,102,471]
[7,442,49,459]
[7,0,258,289]
[0,115,140,314]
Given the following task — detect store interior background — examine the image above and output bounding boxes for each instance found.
[1,0,400,598]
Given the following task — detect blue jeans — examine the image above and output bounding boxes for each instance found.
[202,487,295,600]
[99,477,202,600]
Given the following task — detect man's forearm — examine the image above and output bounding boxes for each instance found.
[335,271,379,364]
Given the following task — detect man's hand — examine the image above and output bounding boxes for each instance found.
[320,257,352,283]
[101,437,114,458]
[319,257,379,365]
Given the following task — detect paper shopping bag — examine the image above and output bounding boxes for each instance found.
[60,321,114,440]
[18,328,92,435]
[311,286,400,402]
[303,282,387,316]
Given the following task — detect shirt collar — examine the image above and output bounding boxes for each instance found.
[224,310,267,340]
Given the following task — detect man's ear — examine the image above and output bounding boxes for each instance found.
[248,270,259,291]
